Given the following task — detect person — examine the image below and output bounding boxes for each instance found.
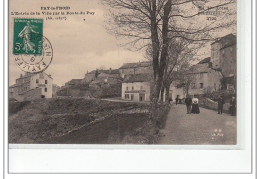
[185,95,192,114]
[217,96,225,114]
[168,97,173,105]
[230,97,236,116]
[175,96,179,105]
[191,96,200,114]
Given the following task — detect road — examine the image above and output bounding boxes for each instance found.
[158,104,237,145]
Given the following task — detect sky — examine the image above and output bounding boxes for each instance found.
[9,0,236,86]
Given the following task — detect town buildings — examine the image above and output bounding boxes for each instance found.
[52,84,61,96]
[9,72,53,101]
[166,82,185,102]
[187,57,223,96]
[211,34,237,90]
[65,79,82,87]
[119,61,152,78]
[121,74,151,102]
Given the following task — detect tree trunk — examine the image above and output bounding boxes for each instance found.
[149,0,171,126]
[165,84,170,102]
[160,85,165,102]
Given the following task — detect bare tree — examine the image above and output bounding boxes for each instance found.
[182,72,196,96]
[102,0,236,121]
[162,36,206,102]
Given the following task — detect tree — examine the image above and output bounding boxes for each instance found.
[102,0,236,121]
[162,36,205,102]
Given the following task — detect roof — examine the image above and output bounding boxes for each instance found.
[123,73,152,83]
[16,72,53,80]
[119,61,152,69]
[67,79,82,84]
[9,83,23,88]
[220,42,236,50]
[189,63,210,74]
[88,69,119,75]
[198,57,211,64]
[211,34,236,45]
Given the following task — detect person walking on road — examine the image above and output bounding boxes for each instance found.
[175,96,179,105]
[191,96,200,114]
[185,95,192,114]
[230,97,236,116]
[168,97,173,105]
[217,96,225,114]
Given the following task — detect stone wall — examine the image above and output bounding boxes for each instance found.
[199,97,230,112]
[22,88,42,101]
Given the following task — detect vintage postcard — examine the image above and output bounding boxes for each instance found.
[8,0,237,146]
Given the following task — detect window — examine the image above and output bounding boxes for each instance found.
[200,83,204,88]
[199,73,203,78]
[45,88,47,92]
[45,80,48,84]
[131,94,134,101]
[125,94,129,99]
[126,86,129,90]
[132,86,134,90]
[36,79,39,84]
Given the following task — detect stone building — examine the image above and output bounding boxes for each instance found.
[188,57,222,96]
[211,34,236,90]
[81,68,120,84]
[121,74,152,102]
[121,73,185,103]
[119,61,152,78]
[9,72,53,101]
[211,34,236,70]
[52,84,61,97]
[65,79,82,87]
[165,81,185,103]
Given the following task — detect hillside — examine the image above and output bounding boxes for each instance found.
[8,98,157,144]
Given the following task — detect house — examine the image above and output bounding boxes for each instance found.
[81,68,120,84]
[81,71,96,84]
[211,34,236,70]
[96,72,121,85]
[187,57,222,96]
[121,74,152,102]
[65,79,82,87]
[52,84,60,97]
[121,73,186,103]
[119,61,152,78]
[9,72,53,101]
[165,81,185,102]
[211,34,236,90]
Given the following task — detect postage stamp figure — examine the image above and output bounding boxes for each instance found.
[13,18,43,55]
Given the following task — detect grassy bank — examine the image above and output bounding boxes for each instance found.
[9,98,170,144]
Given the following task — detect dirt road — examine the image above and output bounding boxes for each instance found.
[159,104,237,145]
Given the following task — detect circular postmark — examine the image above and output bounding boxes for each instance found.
[13,32,53,73]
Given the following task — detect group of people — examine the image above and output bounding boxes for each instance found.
[217,96,236,116]
[170,95,236,116]
[184,95,200,114]
[182,95,236,116]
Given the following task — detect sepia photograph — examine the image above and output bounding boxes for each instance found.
[8,0,237,145]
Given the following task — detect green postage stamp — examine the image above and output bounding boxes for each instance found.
[13,18,43,55]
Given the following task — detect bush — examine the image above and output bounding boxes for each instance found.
[9,100,31,115]
[155,104,170,129]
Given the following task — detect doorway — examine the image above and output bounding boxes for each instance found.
[139,93,145,101]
